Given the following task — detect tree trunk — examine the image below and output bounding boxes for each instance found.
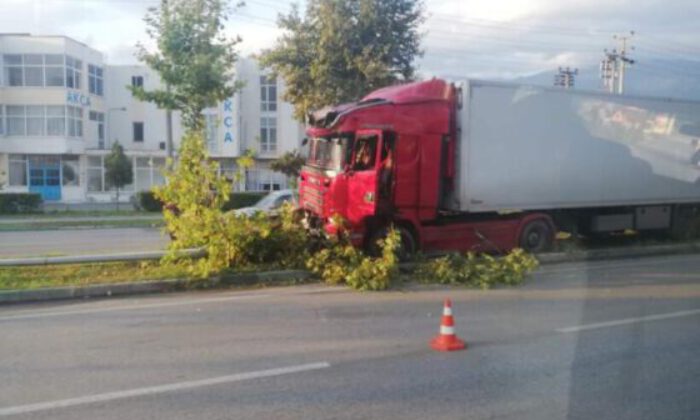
[116,187,120,211]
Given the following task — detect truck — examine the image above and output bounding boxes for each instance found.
[298,78,700,255]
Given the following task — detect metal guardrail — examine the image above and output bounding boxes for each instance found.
[0,248,205,267]
[3,242,699,268]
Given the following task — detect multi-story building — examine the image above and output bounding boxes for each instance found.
[0,33,304,203]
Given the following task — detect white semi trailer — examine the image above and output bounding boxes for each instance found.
[451,80,700,234]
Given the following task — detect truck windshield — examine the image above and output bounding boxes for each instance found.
[306,137,348,171]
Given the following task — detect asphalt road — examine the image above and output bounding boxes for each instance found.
[1,254,700,419]
[0,228,168,258]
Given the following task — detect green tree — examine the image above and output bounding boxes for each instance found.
[132,0,246,275]
[259,0,424,120]
[270,150,305,187]
[104,142,134,210]
[130,0,242,131]
[156,131,234,276]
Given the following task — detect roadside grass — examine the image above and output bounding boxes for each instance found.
[0,210,158,219]
[1,231,696,292]
[0,261,189,290]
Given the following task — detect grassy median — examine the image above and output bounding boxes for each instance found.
[0,219,165,232]
[0,261,189,290]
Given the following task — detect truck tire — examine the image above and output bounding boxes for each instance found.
[367,225,417,261]
[518,219,554,253]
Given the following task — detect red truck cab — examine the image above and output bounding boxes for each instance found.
[298,79,555,255]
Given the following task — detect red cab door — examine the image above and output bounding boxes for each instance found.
[346,130,382,225]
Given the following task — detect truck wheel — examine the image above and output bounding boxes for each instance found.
[518,219,553,253]
[367,226,417,261]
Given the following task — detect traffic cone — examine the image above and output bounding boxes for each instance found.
[430,299,466,351]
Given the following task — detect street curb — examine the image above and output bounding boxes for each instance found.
[2,242,699,304]
[397,241,700,273]
[0,279,183,304]
[537,241,700,265]
[0,270,312,305]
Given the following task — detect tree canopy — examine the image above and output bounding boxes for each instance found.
[259,0,424,121]
[130,0,241,131]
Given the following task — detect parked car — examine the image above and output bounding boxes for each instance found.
[233,189,297,217]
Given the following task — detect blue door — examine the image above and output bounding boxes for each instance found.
[28,157,61,201]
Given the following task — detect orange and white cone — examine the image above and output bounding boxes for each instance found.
[430,299,466,351]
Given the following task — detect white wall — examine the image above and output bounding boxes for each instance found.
[104,65,182,153]
[0,35,105,156]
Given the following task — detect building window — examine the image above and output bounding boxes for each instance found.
[67,106,83,137]
[217,159,237,181]
[87,156,103,192]
[47,106,66,136]
[260,117,277,153]
[26,106,45,136]
[205,113,217,153]
[9,154,27,186]
[4,105,82,137]
[6,105,26,136]
[152,158,166,188]
[65,56,82,89]
[89,111,105,147]
[131,75,144,88]
[87,155,142,193]
[245,169,284,192]
[44,54,65,87]
[135,157,150,192]
[120,157,165,192]
[133,122,144,142]
[260,75,277,112]
[23,54,43,87]
[88,64,104,95]
[3,54,23,86]
[62,156,80,186]
[1,54,79,88]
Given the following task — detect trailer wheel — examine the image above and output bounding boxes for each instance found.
[367,225,417,261]
[518,219,553,253]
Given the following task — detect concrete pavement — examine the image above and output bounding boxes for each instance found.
[1,254,699,419]
[0,227,168,258]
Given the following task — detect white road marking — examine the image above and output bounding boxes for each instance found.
[556,308,700,333]
[0,362,331,417]
[0,293,269,322]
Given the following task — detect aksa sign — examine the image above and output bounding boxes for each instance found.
[66,91,91,107]
[223,98,234,143]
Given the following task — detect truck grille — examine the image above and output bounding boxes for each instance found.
[302,185,324,214]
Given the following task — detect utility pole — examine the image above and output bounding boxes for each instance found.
[166,97,174,159]
[554,67,578,89]
[600,31,635,94]
[615,32,635,94]
[600,52,616,93]
[162,0,175,159]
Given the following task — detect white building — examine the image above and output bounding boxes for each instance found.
[0,33,304,203]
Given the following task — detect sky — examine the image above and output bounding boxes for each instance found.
[1,0,699,82]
